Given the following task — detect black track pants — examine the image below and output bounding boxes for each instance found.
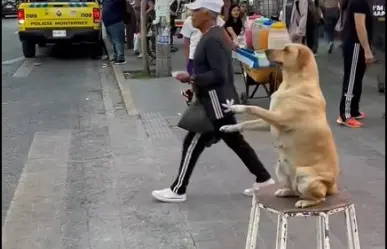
[170,116,272,195]
[339,42,367,121]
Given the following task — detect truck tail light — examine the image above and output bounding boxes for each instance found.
[17,9,25,23]
[93,8,100,23]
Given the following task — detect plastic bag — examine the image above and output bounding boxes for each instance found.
[335,15,343,32]
[133,33,141,53]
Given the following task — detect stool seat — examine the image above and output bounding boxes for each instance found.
[254,184,352,215]
[245,184,361,249]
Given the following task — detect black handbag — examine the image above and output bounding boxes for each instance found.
[177,96,214,133]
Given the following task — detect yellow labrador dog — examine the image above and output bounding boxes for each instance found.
[220,43,340,208]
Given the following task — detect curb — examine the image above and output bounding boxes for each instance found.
[102,36,138,116]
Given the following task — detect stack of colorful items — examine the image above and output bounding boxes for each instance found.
[233,15,290,70]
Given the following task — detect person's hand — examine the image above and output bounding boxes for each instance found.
[365,49,375,64]
[175,72,190,83]
[290,33,301,43]
[232,43,240,51]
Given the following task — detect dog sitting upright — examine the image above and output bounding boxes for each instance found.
[220,43,340,208]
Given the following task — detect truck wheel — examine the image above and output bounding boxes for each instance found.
[22,41,36,58]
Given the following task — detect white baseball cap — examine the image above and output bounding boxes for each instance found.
[185,0,224,14]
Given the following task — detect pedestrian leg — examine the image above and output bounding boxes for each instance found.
[306,23,319,54]
[105,24,117,60]
[313,26,320,54]
[339,42,365,127]
[109,21,126,61]
[170,132,213,194]
[305,24,315,53]
[220,131,272,183]
[350,46,367,117]
[324,7,339,44]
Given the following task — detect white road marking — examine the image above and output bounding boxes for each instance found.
[2,56,24,65]
[12,59,37,77]
[2,130,72,249]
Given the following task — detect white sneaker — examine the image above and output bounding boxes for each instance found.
[152,188,187,203]
[243,178,275,196]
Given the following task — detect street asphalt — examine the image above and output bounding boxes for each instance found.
[2,17,385,249]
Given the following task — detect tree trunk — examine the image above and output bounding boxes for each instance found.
[140,0,150,75]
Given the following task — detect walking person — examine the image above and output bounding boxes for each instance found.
[289,0,322,55]
[170,0,180,52]
[288,0,308,43]
[323,0,340,53]
[102,0,128,64]
[152,0,274,203]
[337,0,374,128]
[305,0,323,55]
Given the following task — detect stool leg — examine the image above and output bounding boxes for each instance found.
[275,214,288,249]
[317,216,323,249]
[245,195,261,249]
[345,207,354,249]
[317,215,331,249]
[345,205,361,249]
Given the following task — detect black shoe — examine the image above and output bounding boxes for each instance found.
[170,46,179,53]
[328,42,334,54]
[114,60,127,65]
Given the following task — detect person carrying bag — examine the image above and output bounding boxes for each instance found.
[152,0,274,203]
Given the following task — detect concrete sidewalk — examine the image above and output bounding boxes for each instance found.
[102,37,385,249]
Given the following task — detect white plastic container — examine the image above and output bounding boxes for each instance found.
[268,22,291,49]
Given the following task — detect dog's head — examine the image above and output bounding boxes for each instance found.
[265,43,316,73]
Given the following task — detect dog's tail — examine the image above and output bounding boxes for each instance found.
[327,183,338,195]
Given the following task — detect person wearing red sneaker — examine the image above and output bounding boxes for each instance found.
[337,0,374,128]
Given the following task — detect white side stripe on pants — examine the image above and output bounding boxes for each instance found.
[209,90,224,119]
[344,43,360,119]
[172,133,201,193]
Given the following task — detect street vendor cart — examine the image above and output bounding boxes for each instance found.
[232,48,282,104]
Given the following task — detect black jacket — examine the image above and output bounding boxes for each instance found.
[192,26,240,122]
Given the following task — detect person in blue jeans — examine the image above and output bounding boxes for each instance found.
[102,0,129,64]
[323,0,340,53]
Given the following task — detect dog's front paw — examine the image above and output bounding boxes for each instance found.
[230,105,247,114]
[295,199,325,208]
[274,188,297,198]
[221,100,246,114]
[219,124,241,133]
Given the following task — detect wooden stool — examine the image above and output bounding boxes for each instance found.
[245,184,361,249]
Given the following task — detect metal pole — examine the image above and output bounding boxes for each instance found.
[282,0,287,23]
[155,0,171,77]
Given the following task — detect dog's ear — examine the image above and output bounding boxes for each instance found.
[296,47,310,69]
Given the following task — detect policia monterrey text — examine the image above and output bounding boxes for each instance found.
[30,21,88,25]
